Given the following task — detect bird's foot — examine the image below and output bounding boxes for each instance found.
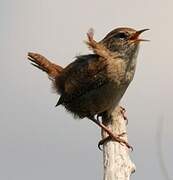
[89,116,132,151]
[120,106,128,124]
[98,133,133,151]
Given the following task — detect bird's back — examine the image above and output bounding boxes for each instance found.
[55,54,129,118]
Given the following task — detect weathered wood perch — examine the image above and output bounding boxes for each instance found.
[102,106,136,180]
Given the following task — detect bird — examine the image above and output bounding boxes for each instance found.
[28,27,149,149]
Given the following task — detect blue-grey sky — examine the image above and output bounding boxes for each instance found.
[0,0,173,180]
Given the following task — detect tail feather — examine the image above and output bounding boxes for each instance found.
[28,52,63,78]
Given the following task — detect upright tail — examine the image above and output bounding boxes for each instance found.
[27,29,112,78]
[28,52,63,79]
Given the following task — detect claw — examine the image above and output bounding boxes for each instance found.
[120,106,128,124]
[98,133,133,151]
[118,132,126,137]
[89,116,133,151]
[98,136,112,151]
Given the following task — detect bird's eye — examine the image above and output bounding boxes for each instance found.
[114,32,128,39]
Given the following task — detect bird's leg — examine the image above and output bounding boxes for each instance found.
[120,106,128,124]
[89,116,132,150]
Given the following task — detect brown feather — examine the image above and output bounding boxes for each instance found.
[28,52,63,78]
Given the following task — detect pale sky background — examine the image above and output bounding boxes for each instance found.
[0,0,173,180]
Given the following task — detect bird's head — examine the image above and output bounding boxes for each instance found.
[100,27,149,59]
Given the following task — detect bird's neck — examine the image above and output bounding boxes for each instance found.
[124,45,140,82]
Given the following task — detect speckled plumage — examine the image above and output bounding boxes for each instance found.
[53,28,142,119]
[28,27,148,120]
[28,27,148,148]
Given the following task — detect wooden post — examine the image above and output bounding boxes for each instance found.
[102,106,136,180]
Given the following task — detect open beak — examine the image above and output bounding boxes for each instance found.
[130,29,150,42]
